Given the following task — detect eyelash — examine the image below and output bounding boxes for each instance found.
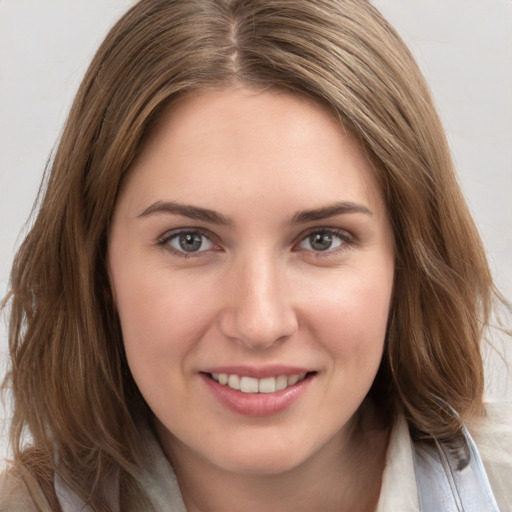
[157,227,355,258]
[157,228,219,258]
[294,228,355,257]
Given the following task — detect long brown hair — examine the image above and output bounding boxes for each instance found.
[3,0,507,508]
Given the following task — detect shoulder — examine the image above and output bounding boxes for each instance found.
[0,466,52,512]
[468,401,512,511]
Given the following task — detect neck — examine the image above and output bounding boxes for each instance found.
[160,406,390,512]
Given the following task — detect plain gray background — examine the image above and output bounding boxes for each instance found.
[1,0,511,463]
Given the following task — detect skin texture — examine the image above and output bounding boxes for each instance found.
[108,87,395,511]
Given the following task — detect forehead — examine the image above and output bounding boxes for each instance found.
[119,86,386,220]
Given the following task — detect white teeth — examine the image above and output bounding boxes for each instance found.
[240,376,259,393]
[258,377,276,393]
[275,375,288,391]
[228,374,240,390]
[210,372,309,393]
[287,374,300,386]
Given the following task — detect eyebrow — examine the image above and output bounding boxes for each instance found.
[290,201,373,224]
[138,201,232,225]
[137,200,372,225]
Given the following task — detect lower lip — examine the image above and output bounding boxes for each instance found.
[202,373,314,417]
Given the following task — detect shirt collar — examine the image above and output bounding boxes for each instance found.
[376,416,420,512]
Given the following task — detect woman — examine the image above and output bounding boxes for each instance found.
[1,0,511,510]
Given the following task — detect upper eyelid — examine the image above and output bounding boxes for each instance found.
[295,226,354,243]
[157,228,220,258]
[158,227,215,242]
[293,227,357,255]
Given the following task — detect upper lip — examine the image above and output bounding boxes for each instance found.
[201,365,313,379]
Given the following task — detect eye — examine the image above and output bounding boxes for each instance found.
[161,230,216,254]
[298,229,348,252]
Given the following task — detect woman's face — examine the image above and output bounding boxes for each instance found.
[108,87,395,476]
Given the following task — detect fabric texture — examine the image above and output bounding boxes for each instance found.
[377,402,512,512]
[1,402,511,511]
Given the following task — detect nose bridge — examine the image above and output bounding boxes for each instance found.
[220,249,297,349]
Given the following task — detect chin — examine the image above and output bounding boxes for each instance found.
[221,451,306,477]
[205,434,313,477]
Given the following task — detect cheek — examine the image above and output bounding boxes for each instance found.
[303,263,393,367]
[110,265,224,413]
[110,260,218,367]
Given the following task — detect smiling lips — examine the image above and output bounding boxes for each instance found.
[202,368,315,416]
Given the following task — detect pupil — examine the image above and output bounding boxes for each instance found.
[179,233,202,252]
[310,233,332,251]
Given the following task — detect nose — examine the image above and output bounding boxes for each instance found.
[218,254,298,350]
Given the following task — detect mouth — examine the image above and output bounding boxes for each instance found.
[204,371,315,394]
[201,369,316,416]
